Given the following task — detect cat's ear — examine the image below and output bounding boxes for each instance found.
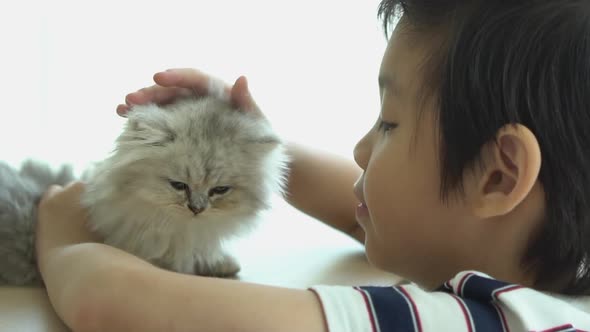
[119,105,177,147]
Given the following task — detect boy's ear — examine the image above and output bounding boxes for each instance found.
[471,124,541,218]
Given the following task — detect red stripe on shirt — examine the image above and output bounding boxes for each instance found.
[493,285,523,299]
[539,324,574,332]
[445,281,454,293]
[398,286,423,332]
[456,272,474,297]
[492,302,510,332]
[451,295,474,332]
[354,287,378,332]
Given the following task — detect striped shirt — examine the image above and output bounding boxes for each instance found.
[310,271,590,332]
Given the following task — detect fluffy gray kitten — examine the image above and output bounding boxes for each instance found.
[0,96,288,285]
[0,161,74,285]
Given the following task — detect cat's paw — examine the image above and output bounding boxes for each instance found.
[196,254,241,278]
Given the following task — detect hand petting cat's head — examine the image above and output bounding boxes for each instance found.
[87,97,288,226]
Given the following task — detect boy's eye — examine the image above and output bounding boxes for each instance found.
[378,120,398,133]
[209,186,231,196]
[169,180,188,191]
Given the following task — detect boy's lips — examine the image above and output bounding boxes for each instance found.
[355,201,369,220]
[353,181,369,219]
[353,186,366,206]
[353,176,366,205]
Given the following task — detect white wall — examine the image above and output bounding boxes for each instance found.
[0,0,387,174]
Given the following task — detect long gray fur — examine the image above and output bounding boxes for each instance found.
[0,160,74,285]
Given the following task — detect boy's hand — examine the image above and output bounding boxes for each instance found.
[36,182,100,268]
[116,68,261,117]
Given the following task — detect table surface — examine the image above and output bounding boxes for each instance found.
[0,198,400,332]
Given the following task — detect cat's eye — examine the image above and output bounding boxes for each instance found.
[209,186,231,196]
[169,180,188,191]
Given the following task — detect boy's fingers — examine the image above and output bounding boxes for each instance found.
[117,68,239,115]
[124,85,162,105]
[154,69,208,95]
[41,182,84,204]
[63,181,85,195]
[116,104,130,117]
[39,185,64,212]
[231,76,262,115]
[126,86,194,105]
[155,68,232,98]
[42,185,63,201]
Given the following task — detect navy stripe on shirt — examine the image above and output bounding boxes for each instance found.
[360,286,420,332]
[362,277,507,332]
[453,294,506,332]
[461,274,519,302]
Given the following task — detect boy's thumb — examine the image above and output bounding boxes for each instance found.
[41,185,63,202]
[46,185,63,194]
[231,76,259,113]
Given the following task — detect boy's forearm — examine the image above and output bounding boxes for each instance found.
[39,243,154,331]
[41,243,327,332]
[285,142,364,242]
[104,268,327,332]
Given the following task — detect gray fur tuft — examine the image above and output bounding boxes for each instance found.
[0,161,74,285]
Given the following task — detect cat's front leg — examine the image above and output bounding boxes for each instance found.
[194,253,241,278]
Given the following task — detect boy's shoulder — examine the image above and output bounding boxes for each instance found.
[311,271,590,332]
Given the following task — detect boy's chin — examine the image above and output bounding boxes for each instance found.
[363,238,389,270]
[364,239,415,279]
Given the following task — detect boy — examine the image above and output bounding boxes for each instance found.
[37,0,590,331]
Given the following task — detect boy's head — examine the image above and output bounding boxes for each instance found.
[353,0,590,294]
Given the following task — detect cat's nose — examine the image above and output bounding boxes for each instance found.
[188,203,205,215]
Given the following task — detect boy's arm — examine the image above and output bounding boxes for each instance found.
[45,243,327,332]
[36,184,327,332]
[286,142,365,243]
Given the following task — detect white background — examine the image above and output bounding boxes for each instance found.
[0,0,387,174]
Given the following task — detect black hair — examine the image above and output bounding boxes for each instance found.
[377,0,590,294]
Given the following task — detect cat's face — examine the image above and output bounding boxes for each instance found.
[120,150,265,220]
[106,98,284,222]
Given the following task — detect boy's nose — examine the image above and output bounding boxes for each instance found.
[353,135,371,169]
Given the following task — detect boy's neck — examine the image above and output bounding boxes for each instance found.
[417,183,545,290]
